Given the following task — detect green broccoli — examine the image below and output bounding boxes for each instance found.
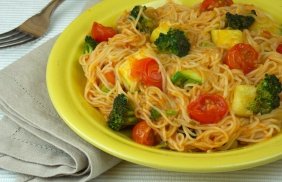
[129,5,156,34]
[249,74,282,114]
[107,94,138,131]
[83,36,98,53]
[225,12,255,30]
[154,28,190,57]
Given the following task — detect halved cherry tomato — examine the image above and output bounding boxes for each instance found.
[131,57,162,89]
[223,43,258,74]
[132,120,156,146]
[187,94,228,124]
[104,71,115,85]
[276,44,282,54]
[200,0,233,12]
[91,22,116,42]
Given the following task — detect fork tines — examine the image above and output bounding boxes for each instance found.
[0,28,37,49]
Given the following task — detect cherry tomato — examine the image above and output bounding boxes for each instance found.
[200,0,233,12]
[131,57,162,89]
[223,43,259,74]
[187,94,228,124]
[132,120,156,146]
[104,71,115,85]
[91,22,116,42]
[276,44,282,54]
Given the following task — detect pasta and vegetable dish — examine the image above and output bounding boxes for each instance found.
[79,0,282,152]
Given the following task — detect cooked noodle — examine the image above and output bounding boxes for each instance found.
[79,1,282,152]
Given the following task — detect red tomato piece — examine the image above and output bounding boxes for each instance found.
[187,94,228,124]
[132,120,156,146]
[200,0,233,12]
[131,57,162,89]
[91,22,116,42]
[276,44,282,54]
[104,71,115,85]
[223,43,259,74]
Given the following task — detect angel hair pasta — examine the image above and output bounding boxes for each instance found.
[79,0,282,152]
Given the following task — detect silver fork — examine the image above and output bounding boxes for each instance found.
[0,0,64,49]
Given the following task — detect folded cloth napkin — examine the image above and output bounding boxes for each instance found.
[0,1,124,179]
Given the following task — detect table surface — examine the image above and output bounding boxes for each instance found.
[1,1,282,182]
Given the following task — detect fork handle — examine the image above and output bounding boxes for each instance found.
[39,0,65,19]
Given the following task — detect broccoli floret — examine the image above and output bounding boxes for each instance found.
[226,12,255,30]
[249,74,282,114]
[154,28,190,57]
[129,5,156,33]
[107,94,138,131]
[83,36,98,53]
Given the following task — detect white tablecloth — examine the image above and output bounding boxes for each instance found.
[1,1,282,182]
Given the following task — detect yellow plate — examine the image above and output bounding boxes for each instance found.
[47,0,282,172]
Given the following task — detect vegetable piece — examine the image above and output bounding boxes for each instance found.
[225,12,255,30]
[150,108,178,121]
[171,70,203,88]
[223,43,258,74]
[118,58,137,90]
[131,57,162,89]
[150,21,170,42]
[129,6,156,33]
[150,108,161,121]
[276,44,282,54]
[83,36,98,53]
[107,94,138,131]
[104,71,115,85]
[91,22,116,42]
[187,94,228,124]
[248,74,282,114]
[154,28,191,57]
[118,48,156,90]
[211,29,243,49]
[200,0,233,12]
[132,120,157,146]
[100,84,110,93]
[231,85,256,117]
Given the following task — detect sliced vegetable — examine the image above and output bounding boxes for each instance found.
[150,108,161,121]
[276,44,282,54]
[232,85,256,117]
[211,29,243,49]
[91,22,116,42]
[171,70,203,88]
[187,94,228,124]
[150,108,178,121]
[100,84,110,93]
[132,120,157,146]
[223,43,258,74]
[150,21,170,42]
[225,12,255,30]
[83,36,98,53]
[200,0,233,12]
[118,48,156,90]
[104,71,115,85]
[131,57,162,89]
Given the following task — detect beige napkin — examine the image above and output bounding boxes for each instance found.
[0,0,125,177]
